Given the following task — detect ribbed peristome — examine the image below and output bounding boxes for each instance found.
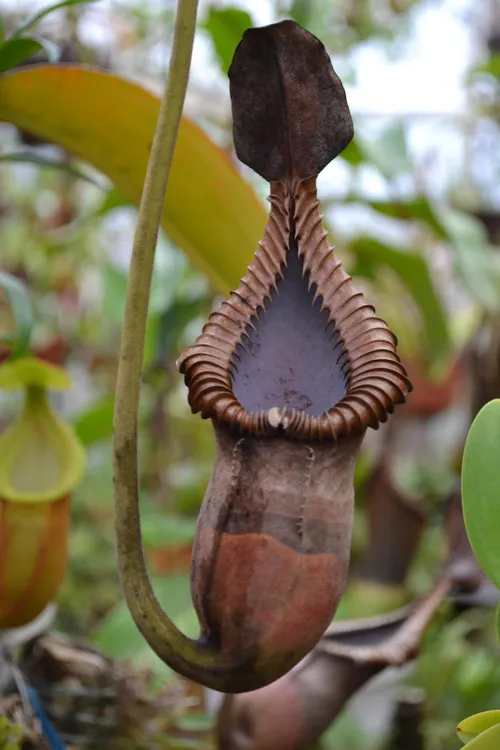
[178,177,411,440]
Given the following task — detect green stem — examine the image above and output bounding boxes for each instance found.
[112,0,250,692]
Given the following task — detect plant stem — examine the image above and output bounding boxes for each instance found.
[113,0,207,678]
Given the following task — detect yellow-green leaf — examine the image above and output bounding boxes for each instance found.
[0,65,267,292]
[457,716,500,746]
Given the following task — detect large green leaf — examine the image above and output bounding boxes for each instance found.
[437,208,500,312]
[202,6,253,74]
[349,236,450,365]
[357,121,411,179]
[462,399,500,590]
[0,66,267,292]
[458,720,500,747]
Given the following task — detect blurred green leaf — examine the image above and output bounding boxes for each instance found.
[173,713,214,733]
[358,121,411,179]
[164,740,205,750]
[497,603,500,643]
[73,396,115,445]
[101,264,127,326]
[412,608,500,742]
[12,0,101,38]
[336,579,409,620]
[455,649,499,701]
[157,297,207,355]
[340,139,365,166]
[94,187,130,216]
[93,599,173,681]
[365,196,449,238]
[0,715,23,748]
[457,719,500,746]
[0,37,44,73]
[289,0,310,26]
[141,513,196,549]
[73,394,151,445]
[101,257,185,330]
[143,311,160,369]
[100,259,183,369]
[438,208,500,311]
[462,399,500,590]
[93,572,199,679]
[0,152,102,185]
[319,711,372,750]
[202,6,253,74]
[474,54,500,80]
[350,237,450,365]
[361,201,500,311]
[0,271,34,356]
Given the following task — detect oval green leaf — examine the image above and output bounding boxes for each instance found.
[0,65,267,292]
[203,6,253,74]
[457,718,500,747]
[0,271,34,356]
[462,399,500,589]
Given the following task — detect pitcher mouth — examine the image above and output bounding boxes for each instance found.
[177,179,411,441]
